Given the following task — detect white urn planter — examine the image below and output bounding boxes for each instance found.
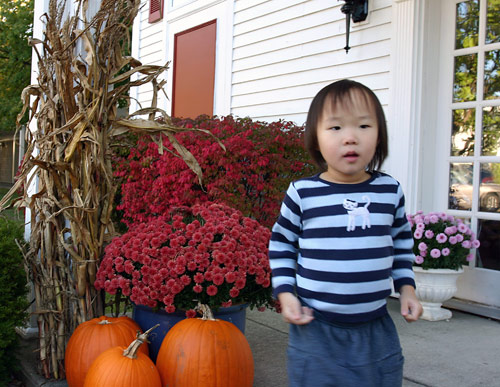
[413,267,464,321]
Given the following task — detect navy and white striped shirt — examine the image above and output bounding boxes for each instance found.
[269,172,416,323]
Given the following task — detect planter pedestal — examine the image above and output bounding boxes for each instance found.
[414,267,464,321]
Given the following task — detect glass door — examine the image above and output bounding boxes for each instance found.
[437,0,500,308]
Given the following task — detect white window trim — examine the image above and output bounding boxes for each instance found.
[164,0,234,117]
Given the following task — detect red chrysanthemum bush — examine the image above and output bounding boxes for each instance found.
[114,115,315,229]
[95,202,274,315]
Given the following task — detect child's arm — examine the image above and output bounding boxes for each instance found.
[269,183,302,304]
[277,292,314,325]
[399,285,422,322]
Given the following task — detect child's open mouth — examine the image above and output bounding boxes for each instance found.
[343,151,359,161]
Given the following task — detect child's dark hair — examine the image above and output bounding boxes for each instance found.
[305,79,388,172]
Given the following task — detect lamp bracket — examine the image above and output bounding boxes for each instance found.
[339,0,369,53]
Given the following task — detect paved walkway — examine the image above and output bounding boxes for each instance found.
[16,298,500,386]
[246,297,500,387]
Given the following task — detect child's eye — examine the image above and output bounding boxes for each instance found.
[330,126,341,131]
[360,124,371,129]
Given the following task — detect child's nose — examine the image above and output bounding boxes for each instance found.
[342,128,358,144]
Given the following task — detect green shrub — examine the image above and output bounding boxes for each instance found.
[0,217,29,384]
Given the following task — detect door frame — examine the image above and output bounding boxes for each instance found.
[165,0,234,117]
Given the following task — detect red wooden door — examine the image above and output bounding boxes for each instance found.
[172,20,216,119]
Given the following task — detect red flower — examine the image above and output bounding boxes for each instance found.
[114,116,314,229]
[95,201,276,315]
[193,284,203,293]
[213,273,224,286]
[193,273,204,283]
[225,272,236,283]
[166,305,176,313]
[206,285,218,296]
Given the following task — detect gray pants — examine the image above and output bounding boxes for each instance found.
[287,313,404,387]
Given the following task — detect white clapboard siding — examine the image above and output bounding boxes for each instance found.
[231,0,392,124]
[131,0,393,124]
[130,1,167,114]
[232,8,390,65]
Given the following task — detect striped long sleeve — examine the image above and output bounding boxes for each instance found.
[268,172,416,323]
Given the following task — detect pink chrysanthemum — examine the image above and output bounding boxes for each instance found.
[436,233,448,243]
[430,248,441,258]
[414,230,423,239]
[408,211,479,270]
[418,242,428,252]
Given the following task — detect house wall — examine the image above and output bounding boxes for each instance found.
[231,0,392,124]
[131,0,406,187]
[130,0,416,194]
[132,0,392,122]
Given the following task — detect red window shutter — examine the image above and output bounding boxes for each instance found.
[149,0,164,23]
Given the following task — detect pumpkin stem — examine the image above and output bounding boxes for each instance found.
[195,302,215,320]
[122,324,159,359]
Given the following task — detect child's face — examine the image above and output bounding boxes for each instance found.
[316,91,378,184]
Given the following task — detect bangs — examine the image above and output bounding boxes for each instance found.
[323,88,375,116]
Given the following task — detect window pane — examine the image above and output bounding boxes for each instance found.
[456,0,479,49]
[484,50,500,100]
[482,106,500,156]
[486,0,500,44]
[453,54,477,102]
[452,109,475,156]
[449,163,474,211]
[477,219,500,270]
[479,163,500,212]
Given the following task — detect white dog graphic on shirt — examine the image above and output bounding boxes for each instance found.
[343,196,371,231]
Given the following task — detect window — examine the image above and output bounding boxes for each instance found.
[447,0,500,271]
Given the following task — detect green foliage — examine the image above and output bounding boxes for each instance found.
[0,0,34,132]
[0,216,29,384]
[0,187,23,221]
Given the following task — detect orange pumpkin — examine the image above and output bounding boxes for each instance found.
[156,304,254,387]
[83,325,161,387]
[65,316,148,387]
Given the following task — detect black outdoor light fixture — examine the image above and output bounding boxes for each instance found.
[340,0,369,53]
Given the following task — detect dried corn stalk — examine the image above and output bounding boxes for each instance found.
[0,0,209,379]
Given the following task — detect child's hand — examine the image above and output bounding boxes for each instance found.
[399,285,423,322]
[277,292,314,325]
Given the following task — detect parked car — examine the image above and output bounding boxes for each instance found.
[449,182,500,212]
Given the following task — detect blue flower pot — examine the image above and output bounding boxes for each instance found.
[132,303,247,362]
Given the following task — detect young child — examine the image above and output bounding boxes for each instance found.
[269,79,422,387]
